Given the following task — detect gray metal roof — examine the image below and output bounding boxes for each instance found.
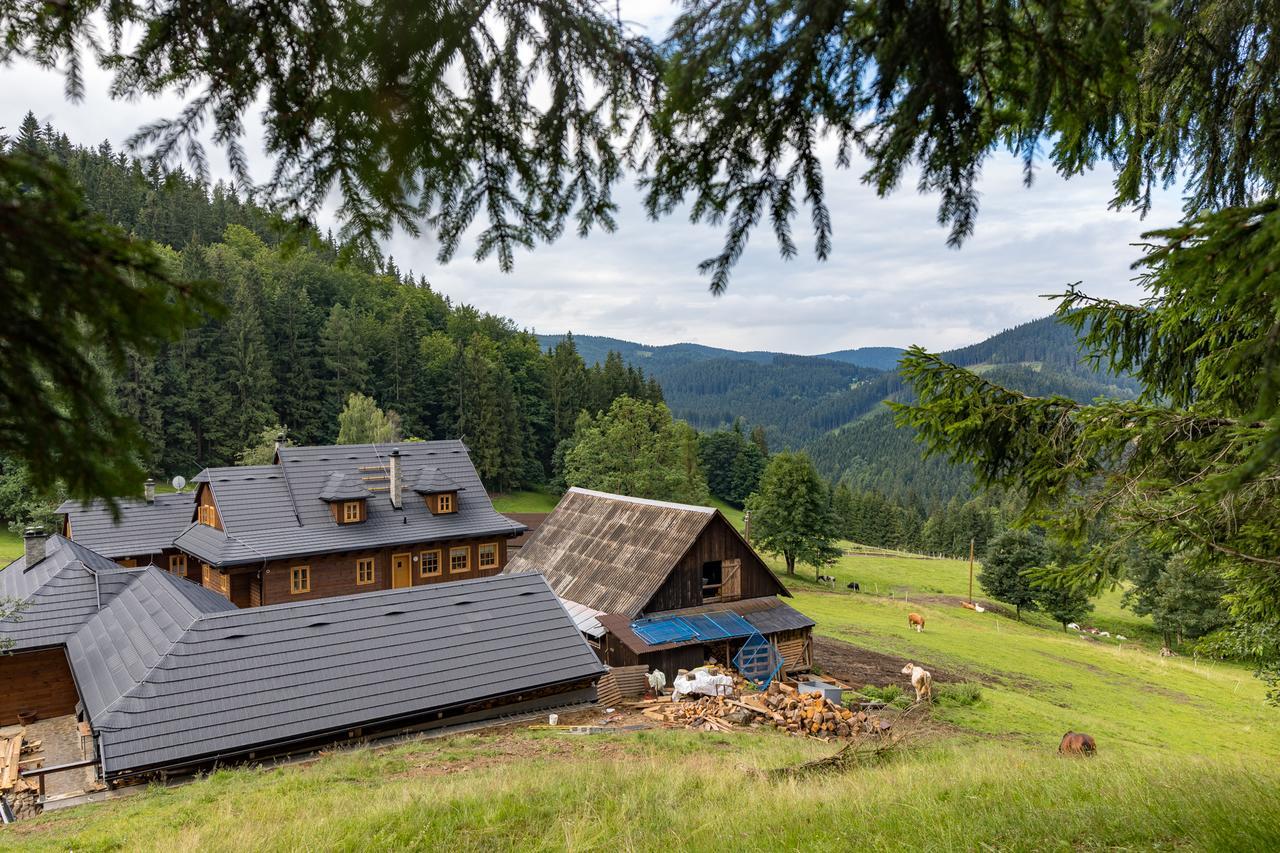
[0,536,139,651]
[318,471,375,502]
[173,442,525,567]
[56,493,195,559]
[79,572,603,776]
[503,488,719,616]
[412,467,461,494]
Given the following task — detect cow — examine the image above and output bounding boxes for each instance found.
[1058,731,1097,756]
[908,612,925,633]
[847,581,860,592]
[817,574,837,589]
[900,663,932,703]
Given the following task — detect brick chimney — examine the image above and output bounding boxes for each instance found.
[144,477,156,504]
[389,449,402,509]
[24,526,47,566]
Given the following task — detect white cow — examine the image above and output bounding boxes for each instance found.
[900,662,933,703]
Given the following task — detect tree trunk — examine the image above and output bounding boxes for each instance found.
[785,553,795,575]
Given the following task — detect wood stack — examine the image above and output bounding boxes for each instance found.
[0,726,44,794]
[637,682,892,740]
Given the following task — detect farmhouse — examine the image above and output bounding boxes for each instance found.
[504,488,814,679]
[58,441,526,608]
[0,532,603,786]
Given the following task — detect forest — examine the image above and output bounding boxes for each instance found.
[0,113,661,522]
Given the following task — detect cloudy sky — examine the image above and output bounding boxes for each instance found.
[1,2,1182,354]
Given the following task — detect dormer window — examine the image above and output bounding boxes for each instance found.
[412,467,461,515]
[319,471,374,524]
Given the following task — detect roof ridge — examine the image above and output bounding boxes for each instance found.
[566,487,715,514]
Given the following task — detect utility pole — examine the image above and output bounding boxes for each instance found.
[968,537,975,604]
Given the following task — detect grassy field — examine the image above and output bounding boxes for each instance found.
[489,489,560,514]
[0,528,22,562]
[6,530,1279,849]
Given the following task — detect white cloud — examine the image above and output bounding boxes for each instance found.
[0,4,1182,354]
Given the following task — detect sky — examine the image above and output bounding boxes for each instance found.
[0,2,1183,355]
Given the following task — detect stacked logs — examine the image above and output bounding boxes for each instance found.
[640,682,892,740]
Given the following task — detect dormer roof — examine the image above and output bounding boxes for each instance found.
[412,467,461,495]
[318,471,375,502]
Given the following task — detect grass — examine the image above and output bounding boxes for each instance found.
[0,528,22,562]
[489,488,560,514]
[8,733,1280,851]
[7,536,1280,849]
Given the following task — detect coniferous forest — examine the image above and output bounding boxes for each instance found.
[1,112,661,498]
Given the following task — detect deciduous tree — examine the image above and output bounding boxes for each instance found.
[745,452,839,577]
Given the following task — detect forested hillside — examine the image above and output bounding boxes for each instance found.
[0,114,659,518]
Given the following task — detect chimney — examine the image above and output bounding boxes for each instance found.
[144,478,156,504]
[389,449,402,509]
[24,526,47,566]
[274,432,285,454]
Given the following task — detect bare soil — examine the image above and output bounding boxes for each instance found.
[811,635,970,690]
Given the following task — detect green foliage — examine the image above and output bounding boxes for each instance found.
[934,683,983,708]
[0,596,27,653]
[0,135,219,511]
[979,529,1048,618]
[336,393,402,445]
[1124,552,1231,649]
[561,397,710,504]
[1035,583,1094,631]
[235,425,287,467]
[744,451,839,576]
[697,420,767,506]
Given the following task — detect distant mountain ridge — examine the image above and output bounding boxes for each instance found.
[540,316,1137,507]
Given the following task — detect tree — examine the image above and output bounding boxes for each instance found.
[1036,584,1094,632]
[336,393,401,445]
[1125,552,1231,650]
[979,529,1048,619]
[744,452,839,577]
[562,396,709,504]
[1,597,28,653]
[236,424,287,467]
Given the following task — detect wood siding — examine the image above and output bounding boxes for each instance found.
[214,536,510,606]
[642,513,782,614]
[0,648,80,725]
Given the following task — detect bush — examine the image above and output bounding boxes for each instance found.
[935,682,983,707]
[851,684,910,708]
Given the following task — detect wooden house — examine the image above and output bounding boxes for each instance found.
[58,441,526,609]
[504,488,814,678]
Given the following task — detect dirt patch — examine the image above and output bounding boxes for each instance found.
[812,635,970,690]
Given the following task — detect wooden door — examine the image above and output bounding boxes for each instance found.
[392,552,412,588]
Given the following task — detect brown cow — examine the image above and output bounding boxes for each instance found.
[1058,731,1097,756]
[908,612,925,633]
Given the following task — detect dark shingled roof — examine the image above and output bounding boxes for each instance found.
[504,488,788,617]
[318,471,375,502]
[56,493,196,559]
[412,466,461,495]
[173,441,525,567]
[0,536,139,651]
[78,572,603,776]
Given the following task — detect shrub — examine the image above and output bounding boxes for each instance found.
[935,682,983,707]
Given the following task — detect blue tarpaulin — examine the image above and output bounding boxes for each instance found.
[630,610,759,646]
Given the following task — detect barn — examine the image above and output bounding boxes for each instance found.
[504,488,814,680]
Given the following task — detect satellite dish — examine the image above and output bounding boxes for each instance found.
[171,475,187,492]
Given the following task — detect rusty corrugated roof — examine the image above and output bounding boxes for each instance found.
[503,488,716,617]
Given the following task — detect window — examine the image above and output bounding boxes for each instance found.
[478,542,498,570]
[420,549,441,577]
[356,557,375,585]
[437,493,454,513]
[449,546,470,574]
[291,565,311,594]
[199,504,217,526]
[202,564,229,597]
[169,554,188,575]
[702,560,724,597]
[342,501,363,523]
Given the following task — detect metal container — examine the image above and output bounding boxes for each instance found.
[796,678,844,704]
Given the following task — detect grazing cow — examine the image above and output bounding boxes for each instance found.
[817,574,836,589]
[908,612,925,633]
[847,581,861,592]
[961,601,976,611]
[900,663,932,703]
[1058,731,1097,756]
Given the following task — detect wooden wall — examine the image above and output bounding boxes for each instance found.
[0,648,80,725]
[642,513,781,614]
[207,536,511,606]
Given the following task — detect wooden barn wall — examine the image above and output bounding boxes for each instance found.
[0,648,79,725]
[642,514,780,614]
[211,536,511,606]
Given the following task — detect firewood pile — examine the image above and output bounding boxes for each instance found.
[638,681,893,740]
